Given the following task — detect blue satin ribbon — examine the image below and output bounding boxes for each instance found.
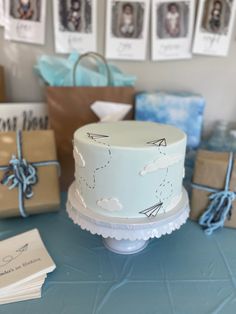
[0,131,60,218]
[192,152,235,235]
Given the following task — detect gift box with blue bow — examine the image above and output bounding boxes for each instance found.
[0,130,60,218]
[190,150,236,234]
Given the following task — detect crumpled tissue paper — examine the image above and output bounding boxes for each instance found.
[91,101,132,122]
[35,52,136,87]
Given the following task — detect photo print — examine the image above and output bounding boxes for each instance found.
[4,0,46,44]
[0,0,5,26]
[152,0,195,61]
[106,0,150,60]
[53,0,97,54]
[193,0,236,56]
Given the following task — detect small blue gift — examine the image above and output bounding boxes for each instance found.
[135,92,205,149]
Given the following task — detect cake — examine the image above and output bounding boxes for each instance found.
[73,121,186,219]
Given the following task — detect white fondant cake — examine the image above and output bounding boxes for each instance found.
[73,121,186,219]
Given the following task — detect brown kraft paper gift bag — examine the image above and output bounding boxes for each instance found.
[47,52,135,190]
[191,150,236,229]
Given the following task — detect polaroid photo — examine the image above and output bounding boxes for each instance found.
[53,0,97,54]
[4,0,46,45]
[105,0,150,60]
[193,0,236,56]
[0,0,5,26]
[152,0,195,61]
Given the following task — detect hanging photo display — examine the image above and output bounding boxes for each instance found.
[0,0,5,26]
[53,0,97,54]
[152,0,195,61]
[4,0,46,45]
[193,0,236,56]
[105,0,150,60]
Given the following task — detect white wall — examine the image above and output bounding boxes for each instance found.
[1,0,236,130]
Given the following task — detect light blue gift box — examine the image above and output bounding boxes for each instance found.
[135,92,205,149]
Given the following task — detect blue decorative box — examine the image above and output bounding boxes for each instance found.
[135,92,205,148]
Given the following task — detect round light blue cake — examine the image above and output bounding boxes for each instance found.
[73,121,186,219]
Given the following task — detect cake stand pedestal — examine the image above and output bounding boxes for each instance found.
[67,182,189,255]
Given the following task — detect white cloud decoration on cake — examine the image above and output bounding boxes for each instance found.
[73,148,85,168]
[97,198,123,212]
[140,154,184,176]
[75,189,87,208]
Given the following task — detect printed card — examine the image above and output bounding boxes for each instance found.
[0,229,56,292]
[105,0,150,60]
[4,0,46,45]
[53,0,97,53]
[193,0,236,56]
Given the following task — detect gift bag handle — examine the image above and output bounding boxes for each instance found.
[72,52,113,86]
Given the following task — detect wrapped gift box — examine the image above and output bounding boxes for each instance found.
[0,130,60,218]
[191,150,236,229]
[0,65,6,102]
[135,92,205,149]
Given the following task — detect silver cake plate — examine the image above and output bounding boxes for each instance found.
[66,182,190,255]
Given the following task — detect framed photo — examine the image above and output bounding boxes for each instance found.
[0,103,48,132]
[0,0,5,26]
[105,0,150,60]
[4,0,46,45]
[53,0,97,54]
[152,0,195,61]
[193,0,236,56]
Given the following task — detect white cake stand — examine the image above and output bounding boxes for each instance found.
[66,182,189,255]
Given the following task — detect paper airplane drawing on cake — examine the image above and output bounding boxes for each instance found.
[0,243,29,268]
[139,202,163,218]
[146,138,167,147]
[87,133,109,140]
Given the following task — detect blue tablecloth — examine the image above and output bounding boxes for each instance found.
[1,193,236,314]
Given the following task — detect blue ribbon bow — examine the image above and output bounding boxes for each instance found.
[0,131,60,218]
[192,152,235,235]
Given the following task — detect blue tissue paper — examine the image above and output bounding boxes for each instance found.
[135,92,205,148]
[35,52,136,87]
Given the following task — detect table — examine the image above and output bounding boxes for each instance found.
[1,193,236,314]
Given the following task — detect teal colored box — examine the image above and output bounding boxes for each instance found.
[135,92,205,148]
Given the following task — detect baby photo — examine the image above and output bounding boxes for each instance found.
[111,1,145,39]
[152,0,194,60]
[53,0,96,53]
[201,0,232,35]
[4,0,46,44]
[58,0,92,33]
[156,1,189,39]
[0,0,5,26]
[193,0,236,56]
[10,0,41,22]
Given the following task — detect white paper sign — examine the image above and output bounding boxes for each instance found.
[105,0,150,60]
[0,103,48,132]
[0,0,5,26]
[53,0,97,54]
[152,0,195,61]
[193,0,236,57]
[4,0,46,45]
